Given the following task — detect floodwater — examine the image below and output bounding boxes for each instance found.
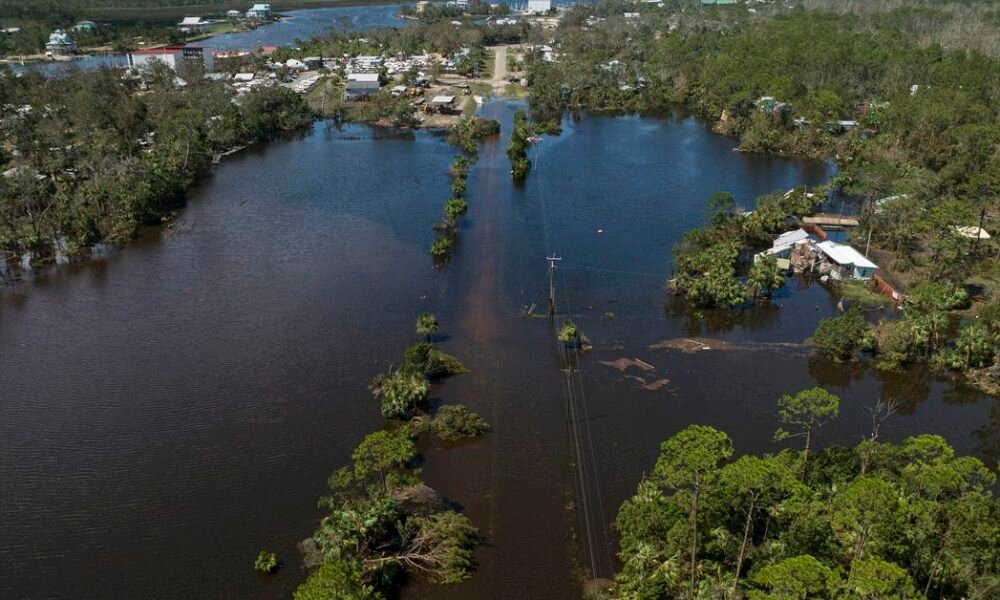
[2,102,996,599]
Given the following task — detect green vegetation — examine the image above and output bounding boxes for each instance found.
[414,404,490,442]
[614,393,1000,599]
[528,1,999,355]
[295,316,487,597]
[812,310,870,362]
[296,427,480,598]
[506,109,532,181]
[369,369,430,420]
[254,550,278,574]
[773,387,840,472]
[0,65,312,271]
[415,312,439,342]
[430,235,454,258]
[746,255,784,302]
[430,119,497,260]
[557,319,579,345]
[812,285,1000,390]
[671,189,822,308]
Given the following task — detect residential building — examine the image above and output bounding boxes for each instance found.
[72,21,98,33]
[128,45,215,74]
[178,17,210,33]
[527,0,552,13]
[816,241,878,280]
[227,10,243,18]
[45,30,78,56]
[344,79,381,101]
[247,3,273,19]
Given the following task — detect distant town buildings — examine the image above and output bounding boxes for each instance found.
[45,30,78,56]
[247,3,273,19]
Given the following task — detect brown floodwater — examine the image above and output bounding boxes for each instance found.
[1,101,995,599]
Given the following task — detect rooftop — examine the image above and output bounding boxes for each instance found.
[817,241,878,269]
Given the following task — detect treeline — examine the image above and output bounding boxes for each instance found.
[614,388,1000,599]
[427,117,498,260]
[294,315,488,597]
[0,64,313,274]
[814,291,1000,390]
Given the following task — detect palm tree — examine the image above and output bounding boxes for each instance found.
[416,312,439,342]
[746,254,784,302]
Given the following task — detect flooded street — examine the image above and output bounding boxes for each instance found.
[1,104,996,599]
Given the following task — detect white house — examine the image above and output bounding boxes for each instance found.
[128,45,214,73]
[226,10,242,18]
[178,17,210,33]
[816,241,879,280]
[527,0,552,13]
[247,3,272,19]
[45,30,78,56]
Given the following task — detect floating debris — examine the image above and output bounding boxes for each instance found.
[649,337,807,354]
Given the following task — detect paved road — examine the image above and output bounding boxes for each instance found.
[490,45,507,95]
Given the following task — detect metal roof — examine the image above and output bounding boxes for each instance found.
[816,241,878,269]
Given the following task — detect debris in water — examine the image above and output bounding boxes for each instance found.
[649,337,807,353]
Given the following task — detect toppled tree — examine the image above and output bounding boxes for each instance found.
[297,428,480,598]
[416,404,490,441]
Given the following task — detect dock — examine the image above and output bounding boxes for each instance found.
[802,214,860,227]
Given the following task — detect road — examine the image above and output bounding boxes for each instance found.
[490,45,507,95]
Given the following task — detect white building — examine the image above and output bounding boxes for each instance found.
[527,0,552,13]
[45,30,78,56]
[178,17,210,33]
[128,45,215,73]
[816,241,879,280]
[247,3,272,19]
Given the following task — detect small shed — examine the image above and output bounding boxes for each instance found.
[430,95,456,113]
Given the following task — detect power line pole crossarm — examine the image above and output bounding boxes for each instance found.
[547,255,561,319]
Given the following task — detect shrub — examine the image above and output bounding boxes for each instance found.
[254,550,278,574]
[431,405,490,441]
[813,310,868,361]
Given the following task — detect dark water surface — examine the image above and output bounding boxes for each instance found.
[2,104,996,599]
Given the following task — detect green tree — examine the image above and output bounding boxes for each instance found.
[749,554,841,600]
[719,455,800,595]
[747,254,784,301]
[813,310,868,361]
[831,477,900,569]
[415,313,439,342]
[651,425,734,593]
[846,558,921,600]
[254,550,278,574]
[369,370,430,419]
[774,387,840,472]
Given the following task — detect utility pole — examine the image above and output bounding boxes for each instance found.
[547,255,561,319]
[864,199,874,258]
[972,208,986,255]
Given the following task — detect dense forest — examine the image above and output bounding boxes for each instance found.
[615,392,1000,599]
[0,64,313,275]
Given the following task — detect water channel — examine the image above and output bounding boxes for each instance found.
[1,101,996,599]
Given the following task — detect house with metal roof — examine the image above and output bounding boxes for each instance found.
[816,241,878,280]
[247,3,273,19]
[178,17,210,33]
[344,79,381,101]
[45,30,78,56]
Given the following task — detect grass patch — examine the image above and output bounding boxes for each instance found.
[833,280,892,308]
